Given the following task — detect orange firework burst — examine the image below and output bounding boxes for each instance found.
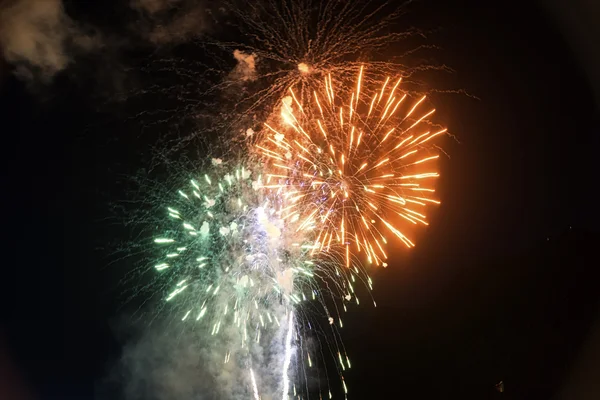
[257,67,446,267]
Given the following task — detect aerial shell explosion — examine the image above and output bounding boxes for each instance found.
[257,67,446,268]
[143,64,446,398]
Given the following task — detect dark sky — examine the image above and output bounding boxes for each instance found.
[2,0,599,399]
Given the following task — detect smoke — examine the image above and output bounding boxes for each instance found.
[0,0,211,85]
[130,0,182,14]
[104,305,291,400]
[100,165,302,399]
[129,0,210,45]
[231,50,257,82]
[117,325,217,400]
[0,0,100,82]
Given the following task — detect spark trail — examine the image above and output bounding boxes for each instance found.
[208,0,440,130]
[148,162,304,398]
[143,159,366,398]
[250,368,260,400]
[258,67,446,267]
[132,68,447,398]
[152,164,291,339]
[124,2,451,396]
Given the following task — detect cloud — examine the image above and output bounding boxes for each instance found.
[0,0,99,82]
[231,50,257,81]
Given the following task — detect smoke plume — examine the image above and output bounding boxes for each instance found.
[0,0,99,82]
[231,50,257,82]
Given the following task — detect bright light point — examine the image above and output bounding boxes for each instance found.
[199,221,209,237]
[298,62,311,74]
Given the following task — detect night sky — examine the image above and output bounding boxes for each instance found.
[2,0,599,399]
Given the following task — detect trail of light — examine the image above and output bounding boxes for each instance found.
[250,369,260,400]
[282,312,295,400]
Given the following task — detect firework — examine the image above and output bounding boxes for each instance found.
[126,3,450,396]
[211,0,430,123]
[144,159,361,397]
[151,163,298,343]
[136,69,446,400]
[123,0,448,160]
[257,67,446,267]
[140,155,376,397]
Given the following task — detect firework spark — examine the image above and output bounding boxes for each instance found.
[151,164,300,346]
[127,4,450,395]
[133,69,447,399]
[143,158,367,398]
[258,67,446,267]
[210,0,432,123]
